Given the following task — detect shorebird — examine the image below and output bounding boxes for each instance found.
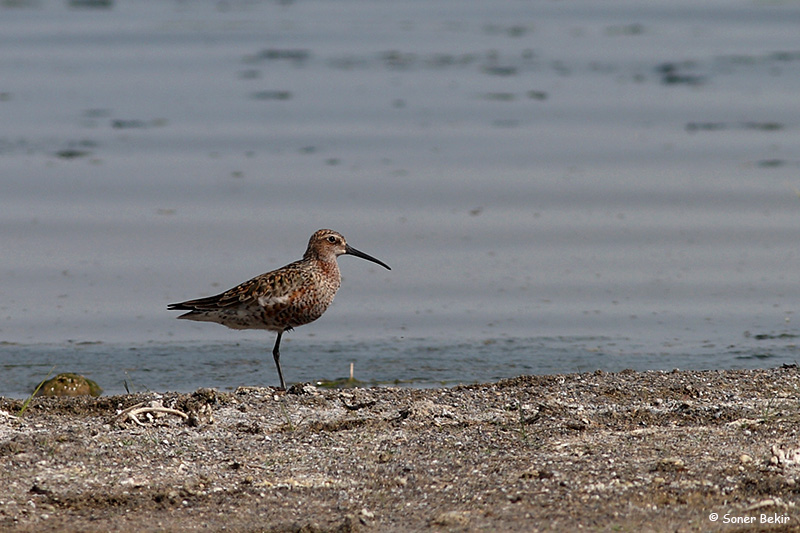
[168,229,391,390]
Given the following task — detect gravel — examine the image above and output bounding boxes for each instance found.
[3,367,800,531]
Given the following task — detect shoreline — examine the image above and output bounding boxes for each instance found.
[2,367,800,531]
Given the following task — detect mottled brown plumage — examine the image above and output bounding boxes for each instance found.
[168,229,390,389]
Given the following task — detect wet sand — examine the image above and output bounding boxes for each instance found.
[3,367,800,532]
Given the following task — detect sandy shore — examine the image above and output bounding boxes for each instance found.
[2,367,800,532]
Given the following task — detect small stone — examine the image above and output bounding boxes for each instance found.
[739,454,752,464]
[565,418,589,431]
[432,510,470,527]
[376,451,393,463]
[654,457,685,472]
[508,493,523,503]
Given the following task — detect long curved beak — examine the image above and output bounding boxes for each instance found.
[345,244,391,270]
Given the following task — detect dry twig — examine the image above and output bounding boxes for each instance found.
[116,400,189,426]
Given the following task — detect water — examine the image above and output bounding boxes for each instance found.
[1,0,800,397]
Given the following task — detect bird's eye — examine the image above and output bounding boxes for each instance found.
[327,236,337,243]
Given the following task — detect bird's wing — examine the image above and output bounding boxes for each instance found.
[168,261,307,311]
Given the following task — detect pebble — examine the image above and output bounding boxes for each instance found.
[432,510,470,526]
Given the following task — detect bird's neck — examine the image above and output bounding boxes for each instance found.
[317,256,341,282]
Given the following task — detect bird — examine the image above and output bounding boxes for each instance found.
[168,229,391,390]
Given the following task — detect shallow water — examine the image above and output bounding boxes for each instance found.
[1,0,800,397]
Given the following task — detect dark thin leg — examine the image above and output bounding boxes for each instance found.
[272,331,286,390]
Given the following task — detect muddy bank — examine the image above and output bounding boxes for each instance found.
[2,368,800,532]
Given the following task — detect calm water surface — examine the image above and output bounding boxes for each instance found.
[1,0,800,397]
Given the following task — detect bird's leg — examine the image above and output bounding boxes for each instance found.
[272,331,286,390]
